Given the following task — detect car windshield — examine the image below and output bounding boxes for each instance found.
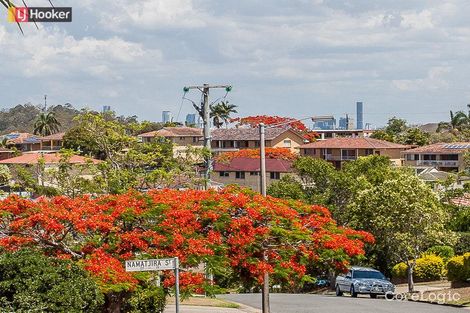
[352,270,385,279]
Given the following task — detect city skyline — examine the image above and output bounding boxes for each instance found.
[2,1,470,127]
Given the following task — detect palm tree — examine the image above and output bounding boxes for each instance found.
[210,101,238,128]
[437,110,469,134]
[33,112,61,136]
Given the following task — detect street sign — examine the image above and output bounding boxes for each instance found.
[125,257,180,313]
[125,258,176,272]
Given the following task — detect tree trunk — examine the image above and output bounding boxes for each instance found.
[407,263,414,293]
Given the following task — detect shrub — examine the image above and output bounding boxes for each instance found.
[414,254,445,280]
[391,262,407,278]
[426,246,454,261]
[447,252,470,282]
[0,249,103,312]
[128,285,166,313]
[391,254,445,281]
[455,232,470,255]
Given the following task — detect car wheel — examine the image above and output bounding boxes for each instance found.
[350,285,358,297]
[335,285,343,297]
[370,294,377,299]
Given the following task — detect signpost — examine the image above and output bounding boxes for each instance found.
[125,257,180,313]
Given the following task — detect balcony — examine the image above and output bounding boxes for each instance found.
[416,160,459,167]
[323,155,357,161]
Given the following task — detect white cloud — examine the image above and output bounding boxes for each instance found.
[392,67,451,91]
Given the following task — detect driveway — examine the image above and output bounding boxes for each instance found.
[220,293,466,313]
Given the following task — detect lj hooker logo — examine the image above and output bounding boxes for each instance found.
[8,7,72,23]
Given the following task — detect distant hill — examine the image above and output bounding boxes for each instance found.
[0,103,80,135]
[418,123,439,133]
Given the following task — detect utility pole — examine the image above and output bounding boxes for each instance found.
[259,123,269,313]
[183,84,232,189]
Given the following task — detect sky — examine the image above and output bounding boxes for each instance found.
[1,0,470,128]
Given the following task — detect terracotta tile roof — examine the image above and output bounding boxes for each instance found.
[41,132,65,141]
[3,132,42,144]
[403,142,470,154]
[0,153,101,165]
[213,157,293,173]
[450,193,470,207]
[212,128,298,141]
[139,127,202,138]
[300,137,408,149]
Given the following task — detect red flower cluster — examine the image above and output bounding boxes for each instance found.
[231,116,308,132]
[0,187,373,293]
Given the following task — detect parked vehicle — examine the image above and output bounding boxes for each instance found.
[335,267,395,298]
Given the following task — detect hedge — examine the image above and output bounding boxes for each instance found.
[447,252,470,282]
[392,254,445,281]
[455,232,470,255]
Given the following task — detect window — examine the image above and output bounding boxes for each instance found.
[270,172,280,180]
[255,141,260,148]
[423,154,437,160]
[365,149,373,156]
[179,137,184,140]
[250,172,259,176]
[193,137,198,143]
[235,171,245,179]
[406,154,414,161]
[219,171,229,177]
[283,139,292,148]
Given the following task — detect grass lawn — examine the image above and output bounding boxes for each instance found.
[167,296,240,308]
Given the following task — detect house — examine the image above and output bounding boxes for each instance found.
[0,147,14,161]
[315,129,375,140]
[138,127,203,146]
[40,132,65,151]
[2,132,42,151]
[403,142,470,172]
[213,157,293,192]
[299,137,409,168]
[0,152,101,167]
[211,128,306,154]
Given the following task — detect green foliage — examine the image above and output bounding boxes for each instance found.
[447,253,470,282]
[127,285,166,313]
[268,175,306,200]
[33,111,61,136]
[0,249,103,312]
[0,165,11,186]
[426,246,455,261]
[370,117,430,146]
[455,232,470,255]
[392,254,445,281]
[209,101,238,128]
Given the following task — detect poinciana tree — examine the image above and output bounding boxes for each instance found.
[0,187,373,312]
[231,115,318,142]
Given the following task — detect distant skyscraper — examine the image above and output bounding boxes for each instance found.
[356,102,364,130]
[102,105,111,113]
[339,117,348,130]
[162,111,172,123]
[185,113,196,126]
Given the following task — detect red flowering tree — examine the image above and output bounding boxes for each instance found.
[231,115,318,142]
[0,187,372,311]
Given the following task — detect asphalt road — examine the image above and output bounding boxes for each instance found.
[219,293,466,313]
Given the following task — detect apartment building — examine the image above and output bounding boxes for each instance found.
[403,142,470,172]
[211,128,306,154]
[213,157,292,192]
[299,137,409,168]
